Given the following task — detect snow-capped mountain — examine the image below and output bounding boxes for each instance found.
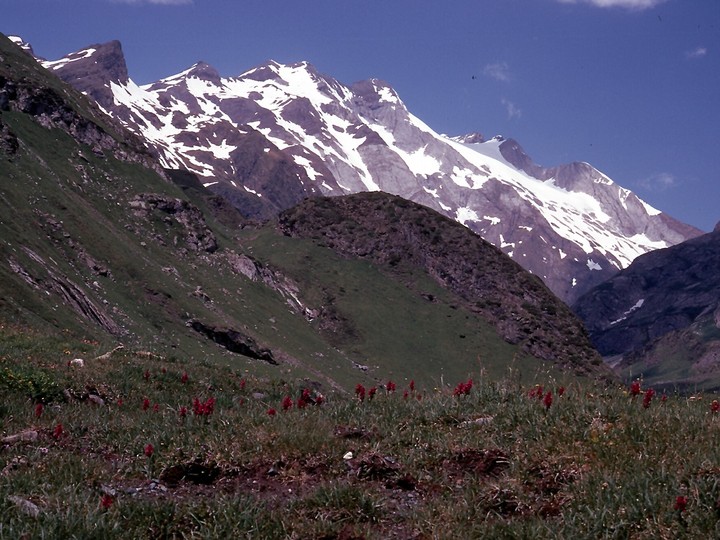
[38,40,701,303]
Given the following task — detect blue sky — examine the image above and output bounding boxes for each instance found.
[3,0,719,231]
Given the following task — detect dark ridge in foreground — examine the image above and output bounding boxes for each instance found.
[278,192,611,379]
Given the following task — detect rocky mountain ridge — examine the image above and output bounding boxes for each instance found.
[573,226,720,389]
[35,38,702,304]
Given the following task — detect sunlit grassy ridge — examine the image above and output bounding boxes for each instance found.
[2,328,720,539]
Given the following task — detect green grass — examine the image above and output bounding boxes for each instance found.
[1,92,562,393]
[2,328,720,538]
[239,227,555,388]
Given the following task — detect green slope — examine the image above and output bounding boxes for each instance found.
[0,33,601,391]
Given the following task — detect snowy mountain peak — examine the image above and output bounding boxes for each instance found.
[38,40,128,109]
[241,60,319,84]
[37,39,703,303]
[42,40,128,85]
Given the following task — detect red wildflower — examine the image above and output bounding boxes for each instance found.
[143,370,150,381]
[142,398,150,411]
[267,408,277,416]
[557,386,565,397]
[240,378,246,390]
[409,380,415,392]
[116,398,123,407]
[161,367,167,374]
[642,388,656,409]
[368,387,377,400]
[193,396,216,416]
[203,396,215,415]
[281,395,293,411]
[100,494,114,510]
[144,443,154,458]
[52,423,64,440]
[355,384,366,402]
[544,391,553,410]
[179,406,187,417]
[386,380,396,393]
[661,394,668,403]
[297,398,307,409]
[301,388,311,402]
[315,395,324,405]
[453,379,473,396]
[674,495,688,512]
[711,400,720,413]
[630,380,641,396]
[403,390,409,400]
[34,403,43,418]
[152,403,159,413]
[181,372,188,384]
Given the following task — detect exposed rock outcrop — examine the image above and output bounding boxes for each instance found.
[8,248,122,336]
[0,116,18,155]
[130,194,218,253]
[186,319,276,364]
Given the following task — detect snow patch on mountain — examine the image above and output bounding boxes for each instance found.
[42,48,97,70]
[609,298,645,326]
[456,207,481,225]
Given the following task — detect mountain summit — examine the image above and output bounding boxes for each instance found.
[40,41,701,303]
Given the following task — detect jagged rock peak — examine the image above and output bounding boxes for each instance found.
[42,40,129,86]
[714,220,720,233]
[499,137,535,166]
[451,132,485,144]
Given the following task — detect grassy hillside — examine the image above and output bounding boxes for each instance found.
[238,227,542,386]
[2,327,719,538]
[0,33,610,393]
[277,193,607,377]
[0,107,556,389]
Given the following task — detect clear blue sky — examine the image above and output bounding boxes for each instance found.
[3,0,719,231]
